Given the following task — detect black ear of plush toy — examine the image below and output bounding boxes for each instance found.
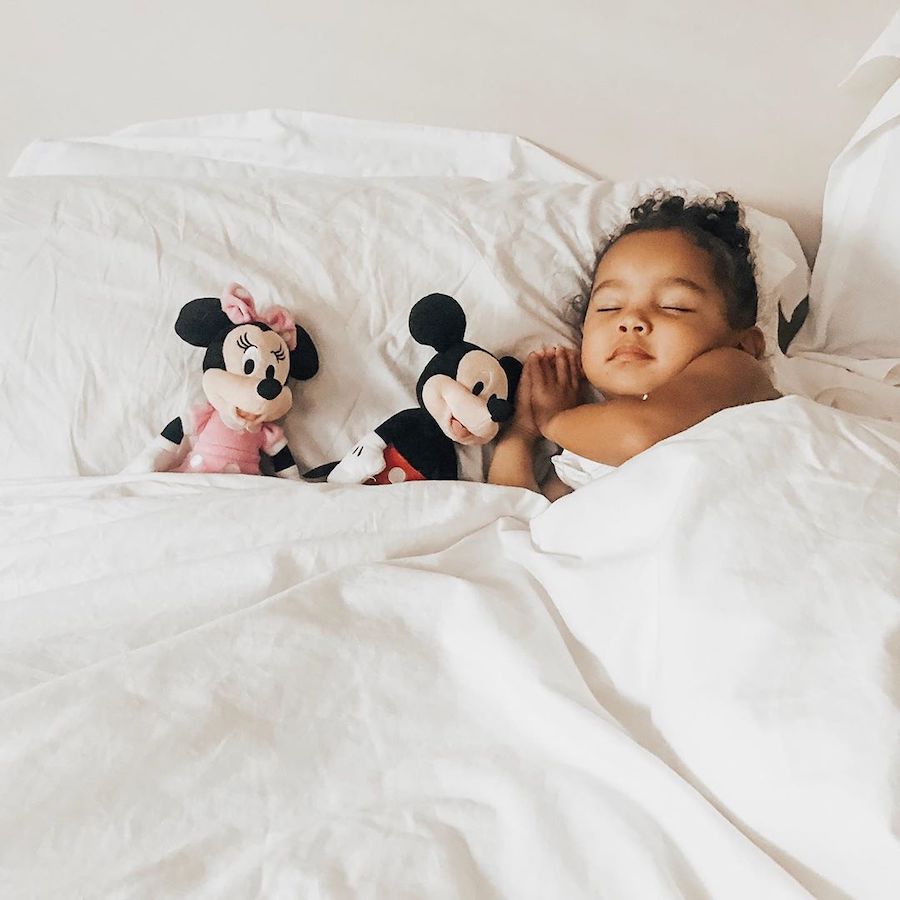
[306,292,522,484]
[408,292,468,352]
[175,296,234,347]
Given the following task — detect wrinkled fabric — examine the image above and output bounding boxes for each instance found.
[1,397,898,899]
[0,174,807,480]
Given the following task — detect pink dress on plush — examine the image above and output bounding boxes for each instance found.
[173,404,286,475]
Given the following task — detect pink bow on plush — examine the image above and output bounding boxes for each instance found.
[221,282,298,350]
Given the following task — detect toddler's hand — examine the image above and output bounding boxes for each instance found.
[530,346,582,434]
[506,356,540,440]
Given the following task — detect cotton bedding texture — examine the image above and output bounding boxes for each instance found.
[1,109,899,899]
[2,400,898,900]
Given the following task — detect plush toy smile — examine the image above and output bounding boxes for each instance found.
[235,407,264,425]
[449,417,471,441]
[202,361,294,433]
[422,374,500,446]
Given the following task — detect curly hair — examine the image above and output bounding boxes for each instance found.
[573,191,758,330]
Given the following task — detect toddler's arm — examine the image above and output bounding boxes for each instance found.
[541,346,779,466]
[489,348,580,498]
[488,356,541,491]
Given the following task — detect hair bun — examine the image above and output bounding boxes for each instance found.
[628,190,749,254]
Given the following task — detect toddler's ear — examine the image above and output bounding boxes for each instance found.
[735,327,765,359]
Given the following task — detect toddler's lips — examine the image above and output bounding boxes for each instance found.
[609,345,653,361]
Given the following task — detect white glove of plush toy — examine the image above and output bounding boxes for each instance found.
[326,431,388,484]
[275,463,301,481]
[122,434,187,474]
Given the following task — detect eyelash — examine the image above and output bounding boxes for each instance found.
[594,305,693,313]
[236,333,255,350]
[273,347,286,361]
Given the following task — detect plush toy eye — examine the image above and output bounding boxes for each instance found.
[239,342,261,375]
[456,350,508,405]
[266,365,275,380]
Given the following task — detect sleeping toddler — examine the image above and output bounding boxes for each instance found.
[488,191,781,500]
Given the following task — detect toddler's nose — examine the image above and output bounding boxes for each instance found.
[618,317,648,333]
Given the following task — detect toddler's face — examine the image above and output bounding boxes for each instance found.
[581,229,745,398]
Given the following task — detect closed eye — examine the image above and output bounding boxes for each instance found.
[661,306,694,312]
[595,306,621,312]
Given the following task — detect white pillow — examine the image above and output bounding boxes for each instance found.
[798,75,900,371]
[0,173,808,480]
[10,109,595,183]
[10,109,809,355]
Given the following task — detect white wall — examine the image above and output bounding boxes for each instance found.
[3,0,897,259]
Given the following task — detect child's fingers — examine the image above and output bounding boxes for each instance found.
[517,367,533,408]
[567,348,581,386]
[542,351,557,382]
[526,356,546,395]
[519,356,534,390]
[512,362,535,427]
[555,348,569,384]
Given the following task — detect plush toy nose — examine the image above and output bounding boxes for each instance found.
[257,378,282,401]
[487,395,513,423]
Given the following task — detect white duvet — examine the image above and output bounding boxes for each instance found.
[2,397,898,899]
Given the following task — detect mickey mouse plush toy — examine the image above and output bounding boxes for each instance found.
[125,283,318,478]
[307,293,521,484]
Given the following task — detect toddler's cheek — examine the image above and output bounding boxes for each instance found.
[580,356,607,393]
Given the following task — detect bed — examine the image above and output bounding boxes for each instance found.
[1,97,898,900]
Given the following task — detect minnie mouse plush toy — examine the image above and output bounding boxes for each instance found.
[125,283,318,478]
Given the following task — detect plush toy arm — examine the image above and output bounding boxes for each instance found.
[122,417,189,473]
[269,444,300,480]
[326,431,388,484]
[260,426,300,480]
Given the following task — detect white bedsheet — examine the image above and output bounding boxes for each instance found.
[3,397,898,899]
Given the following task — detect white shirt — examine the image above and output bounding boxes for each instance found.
[550,448,617,490]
